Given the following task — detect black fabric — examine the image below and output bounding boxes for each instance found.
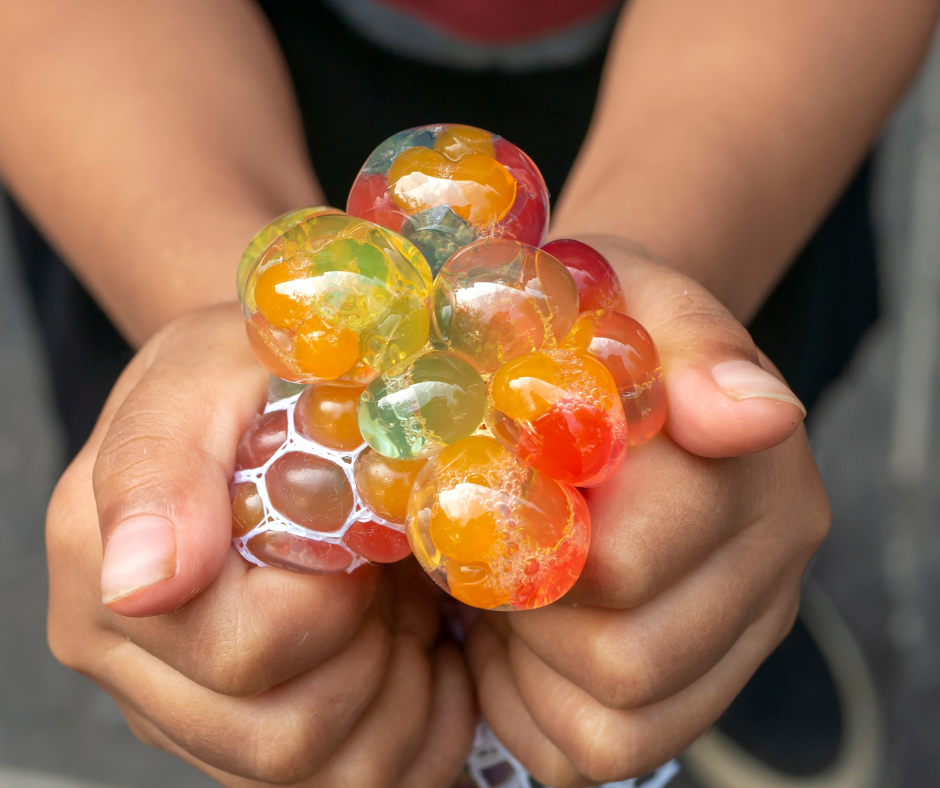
[7,197,133,460]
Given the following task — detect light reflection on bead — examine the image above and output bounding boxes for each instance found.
[431,239,579,374]
[564,310,666,446]
[407,435,590,610]
[486,349,628,487]
[348,124,549,274]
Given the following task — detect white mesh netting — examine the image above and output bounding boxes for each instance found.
[464,722,680,788]
[232,392,404,572]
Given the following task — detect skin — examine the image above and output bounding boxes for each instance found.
[1,0,936,784]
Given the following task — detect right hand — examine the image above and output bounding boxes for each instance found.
[46,304,476,787]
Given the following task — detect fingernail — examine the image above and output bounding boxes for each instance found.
[101,517,176,604]
[712,360,806,418]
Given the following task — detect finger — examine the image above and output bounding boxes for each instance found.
[93,303,268,616]
[49,408,385,697]
[579,235,805,457]
[506,591,800,785]
[109,551,383,696]
[466,618,592,788]
[506,516,811,711]
[117,636,457,788]
[93,605,391,784]
[393,643,477,788]
[309,635,433,787]
[572,417,825,609]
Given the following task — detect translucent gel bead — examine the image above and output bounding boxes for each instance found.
[564,310,667,446]
[294,383,365,452]
[342,521,412,564]
[235,410,288,470]
[265,451,354,532]
[407,435,590,610]
[247,532,354,574]
[358,351,486,460]
[243,214,432,384]
[237,206,344,306]
[542,238,627,314]
[431,239,579,374]
[486,350,628,487]
[354,448,427,524]
[348,124,549,273]
[230,482,264,537]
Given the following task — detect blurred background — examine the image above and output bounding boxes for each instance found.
[1,28,939,788]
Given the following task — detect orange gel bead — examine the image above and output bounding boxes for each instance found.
[407,435,591,610]
[293,315,360,381]
[255,259,312,330]
[485,350,627,487]
[433,125,496,161]
[294,383,365,451]
[564,310,667,446]
[354,448,426,524]
[489,352,564,422]
[388,147,516,227]
[230,482,264,537]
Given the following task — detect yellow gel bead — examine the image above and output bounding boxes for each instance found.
[490,352,564,422]
[293,315,360,380]
[433,125,496,161]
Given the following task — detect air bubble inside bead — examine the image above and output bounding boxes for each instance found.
[406,435,590,610]
[243,214,432,385]
[485,349,628,487]
[347,124,549,271]
[564,309,667,446]
[431,239,580,374]
[358,350,486,460]
[237,206,345,307]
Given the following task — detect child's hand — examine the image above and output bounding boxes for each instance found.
[466,237,828,787]
[45,305,475,787]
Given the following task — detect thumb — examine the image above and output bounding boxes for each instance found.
[92,305,267,617]
[581,236,806,458]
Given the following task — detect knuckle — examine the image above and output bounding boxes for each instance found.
[588,543,658,609]
[249,715,328,785]
[566,717,640,783]
[649,286,755,357]
[585,634,654,710]
[183,621,275,697]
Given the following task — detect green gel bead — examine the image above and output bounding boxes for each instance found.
[358,351,486,460]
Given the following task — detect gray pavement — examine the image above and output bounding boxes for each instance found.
[2,42,940,788]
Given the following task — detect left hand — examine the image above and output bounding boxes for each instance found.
[466,236,830,787]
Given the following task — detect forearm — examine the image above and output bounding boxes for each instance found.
[0,0,322,345]
[554,0,940,321]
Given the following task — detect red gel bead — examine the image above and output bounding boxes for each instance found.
[542,239,627,314]
[265,451,354,532]
[515,403,613,486]
[493,137,548,247]
[346,172,408,234]
[575,310,666,446]
[247,531,353,574]
[235,410,288,470]
[343,521,412,564]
